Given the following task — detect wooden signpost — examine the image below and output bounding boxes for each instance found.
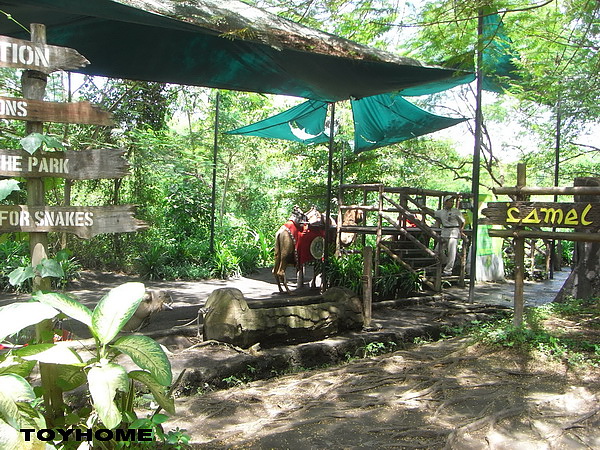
[0,35,89,73]
[482,163,600,326]
[0,148,129,179]
[0,205,147,239]
[0,96,113,125]
[0,24,145,426]
[482,202,597,228]
[0,26,146,246]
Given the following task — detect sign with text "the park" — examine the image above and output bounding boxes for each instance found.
[482,202,598,228]
[0,205,148,239]
[0,96,113,125]
[0,148,129,180]
[0,35,89,73]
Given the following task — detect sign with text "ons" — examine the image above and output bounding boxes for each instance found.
[0,205,148,239]
[0,35,89,73]
[0,149,129,180]
[0,96,113,125]
[482,202,598,228]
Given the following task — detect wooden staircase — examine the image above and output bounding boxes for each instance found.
[337,184,471,292]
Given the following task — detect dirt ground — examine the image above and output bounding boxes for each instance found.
[2,269,599,448]
[169,335,600,449]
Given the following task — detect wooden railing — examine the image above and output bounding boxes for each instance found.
[337,183,471,293]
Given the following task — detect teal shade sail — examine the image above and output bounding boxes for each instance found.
[482,12,521,93]
[226,100,329,145]
[0,0,462,102]
[399,73,475,96]
[351,93,467,153]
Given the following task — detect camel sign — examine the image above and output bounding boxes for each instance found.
[0,205,148,239]
[0,35,89,73]
[482,202,598,228]
[0,149,129,180]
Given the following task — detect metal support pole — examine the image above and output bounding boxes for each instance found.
[322,102,336,289]
[550,98,562,278]
[209,91,220,254]
[468,8,484,303]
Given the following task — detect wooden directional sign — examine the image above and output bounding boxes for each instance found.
[0,96,113,125]
[0,205,148,239]
[0,148,129,180]
[0,35,89,73]
[482,202,599,228]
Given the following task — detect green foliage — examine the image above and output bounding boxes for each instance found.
[471,298,600,367]
[0,179,19,201]
[375,259,422,299]
[322,253,364,294]
[19,132,64,155]
[345,340,398,362]
[0,283,178,448]
[0,239,29,292]
[323,253,422,299]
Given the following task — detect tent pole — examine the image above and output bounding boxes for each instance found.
[209,90,220,254]
[468,8,484,303]
[550,97,561,279]
[323,102,336,289]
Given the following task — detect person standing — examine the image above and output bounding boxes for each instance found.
[434,195,465,276]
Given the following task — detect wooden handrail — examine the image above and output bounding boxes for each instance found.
[381,194,440,242]
[379,243,436,291]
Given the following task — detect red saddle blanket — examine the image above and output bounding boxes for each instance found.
[283,221,325,266]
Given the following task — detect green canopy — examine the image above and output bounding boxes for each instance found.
[226,100,329,145]
[351,93,467,152]
[0,0,462,102]
[482,12,521,93]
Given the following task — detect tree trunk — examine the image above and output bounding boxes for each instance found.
[556,177,600,300]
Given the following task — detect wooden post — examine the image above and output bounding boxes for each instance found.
[23,24,50,292]
[22,23,63,426]
[374,185,383,278]
[362,246,373,328]
[513,163,527,327]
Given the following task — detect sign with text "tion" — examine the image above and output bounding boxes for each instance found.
[0,35,89,73]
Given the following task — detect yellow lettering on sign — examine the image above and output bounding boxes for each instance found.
[581,204,593,226]
[565,208,578,226]
[539,208,564,225]
[522,208,540,224]
[506,207,520,223]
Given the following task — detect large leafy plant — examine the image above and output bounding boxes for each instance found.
[0,282,175,448]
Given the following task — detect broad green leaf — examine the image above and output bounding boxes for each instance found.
[112,335,172,386]
[55,364,87,391]
[42,135,64,150]
[91,282,145,345]
[20,343,82,365]
[88,362,129,429]
[0,179,19,202]
[0,374,35,402]
[128,370,175,415]
[0,389,19,429]
[34,292,92,327]
[20,133,44,155]
[0,354,36,378]
[0,416,44,450]
[7,266,35,287]
[0,416,23,450]
[0,303,58,342]
[36,259,64,279]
